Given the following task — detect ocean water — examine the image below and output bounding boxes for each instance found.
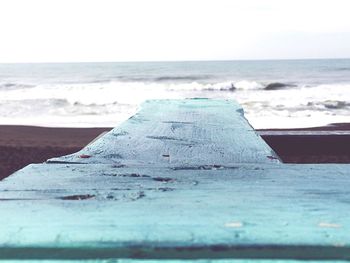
[0,59,350,129]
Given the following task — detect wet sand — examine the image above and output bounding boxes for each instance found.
[260,123,350,164]
[0,126,112,180]
[1,123,350,180]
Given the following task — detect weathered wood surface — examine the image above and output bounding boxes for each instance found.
[1,99,350,261]
[48,99,280,165]
[1,163,350,260]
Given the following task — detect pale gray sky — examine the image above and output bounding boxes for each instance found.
[0,0,350,62]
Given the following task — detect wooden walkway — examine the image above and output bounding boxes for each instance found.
[0,99,350,261]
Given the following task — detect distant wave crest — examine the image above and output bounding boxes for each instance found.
[116,74,214,83]
[154,75,213,82]
[334,67,350,71]
[0,82,35,90]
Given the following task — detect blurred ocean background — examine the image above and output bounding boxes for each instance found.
[0,59,350,129]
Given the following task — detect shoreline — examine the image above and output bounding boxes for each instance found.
[1,124,350,180]
[259,122,350,164]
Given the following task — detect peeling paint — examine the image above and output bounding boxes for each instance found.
[318,222,342,228]
[225,222,243,228]
[59,194,95,200]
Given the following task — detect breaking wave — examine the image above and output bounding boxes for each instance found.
[0,80,349,128]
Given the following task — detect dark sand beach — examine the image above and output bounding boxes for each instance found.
[0,126,112,180]
[1,124,350,180]
[260,123,350,164]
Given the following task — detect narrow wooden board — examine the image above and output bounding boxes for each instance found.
[48,99,280,165]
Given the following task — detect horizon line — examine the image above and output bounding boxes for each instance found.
[1,57,350,64]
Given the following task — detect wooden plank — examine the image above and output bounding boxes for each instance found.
[1,163,350,260]
[48,99,280,165]
[1,98,349,261]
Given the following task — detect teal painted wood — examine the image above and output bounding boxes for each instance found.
[1,163,350,260]
[48,99,280,165]
[1,98,350,261]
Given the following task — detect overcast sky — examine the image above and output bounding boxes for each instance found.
[0,0,350,63]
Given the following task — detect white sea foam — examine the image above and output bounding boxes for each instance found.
[234,80,264,90]
[1,80,350,129]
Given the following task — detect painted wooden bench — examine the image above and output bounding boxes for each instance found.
[0,99,350,262]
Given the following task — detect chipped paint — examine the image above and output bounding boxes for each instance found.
[319,222,342,228]
[225,222,243,228]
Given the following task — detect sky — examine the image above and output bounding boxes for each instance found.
[0,0,350,63]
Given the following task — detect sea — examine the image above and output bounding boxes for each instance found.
[0,59,350,129]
